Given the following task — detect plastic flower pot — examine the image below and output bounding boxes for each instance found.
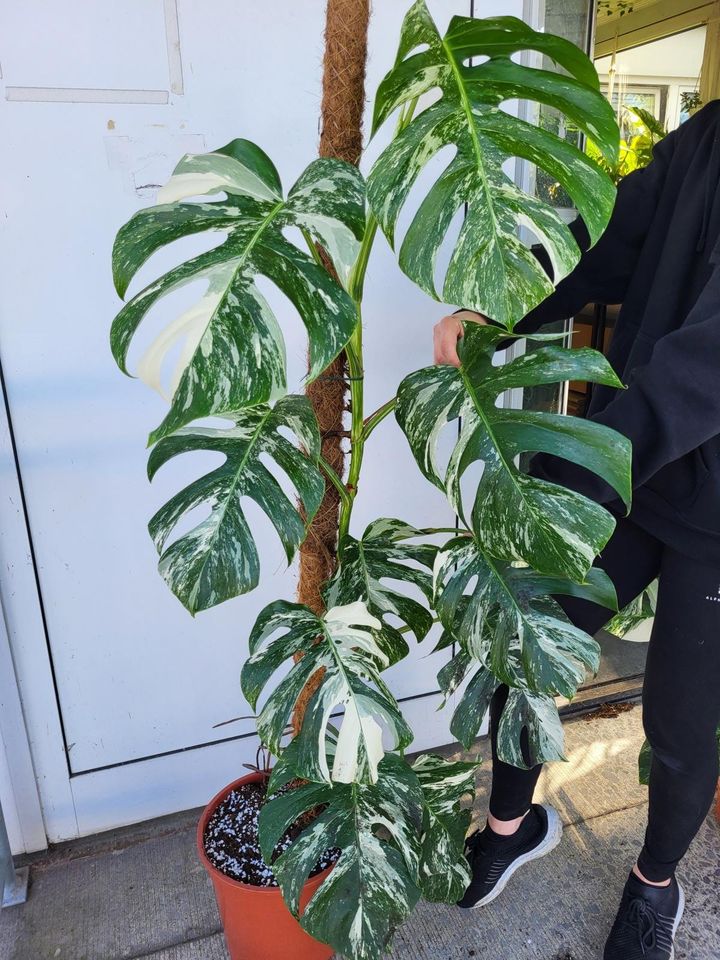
[197,771,334,960]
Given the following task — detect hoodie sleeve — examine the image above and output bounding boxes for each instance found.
[513,125,681,335]
[531,247,720,502]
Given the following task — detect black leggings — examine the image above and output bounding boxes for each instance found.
[489,515,720,882]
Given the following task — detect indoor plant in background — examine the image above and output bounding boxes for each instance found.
[110,4,627,959]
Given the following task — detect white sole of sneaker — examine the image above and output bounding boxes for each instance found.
[669,881,685,960]
[468,804,563,910]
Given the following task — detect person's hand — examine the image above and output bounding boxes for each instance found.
[433,310,489,367]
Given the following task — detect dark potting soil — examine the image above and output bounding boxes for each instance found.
[203,779,340,887]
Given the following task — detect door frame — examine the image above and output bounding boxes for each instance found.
[0,363,70,852]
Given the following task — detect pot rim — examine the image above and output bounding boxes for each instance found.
[197,770,334,894]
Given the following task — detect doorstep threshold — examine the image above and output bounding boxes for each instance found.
[559,673,644,719]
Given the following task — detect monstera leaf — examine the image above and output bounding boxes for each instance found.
[324,518,437,654]
[112,140,365,443]
[259,752,423,960]
[443,653,565,769]
[396,324,632,581]
[241,600,412,785]
[497,685,566,769]
[605,580,657,638]
[412,753,478,902]
[146,395,322,612]
[368,3,618,327]
[433,535,617,697]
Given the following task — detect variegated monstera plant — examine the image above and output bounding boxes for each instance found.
[111,5,629,959]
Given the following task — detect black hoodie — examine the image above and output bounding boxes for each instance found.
[518,99,720,564]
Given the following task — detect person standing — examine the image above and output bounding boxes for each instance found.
[433,100,720,959]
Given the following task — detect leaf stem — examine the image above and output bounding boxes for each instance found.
[337,96,420,544]
[300,227,325,268]
[362,397,397,439]
[348,215,378,302]
[319,455,352,509]
[418,527,468,536]
[338,307,365,544]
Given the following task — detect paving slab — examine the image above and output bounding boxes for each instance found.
[131,933,229,960]
[1,704,718,960]
[391,805,720,960]
[1,814,221,960]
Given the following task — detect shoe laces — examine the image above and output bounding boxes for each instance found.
[621,897,657,955]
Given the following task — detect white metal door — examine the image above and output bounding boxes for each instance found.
[0,0,529,849]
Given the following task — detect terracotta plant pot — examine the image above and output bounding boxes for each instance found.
[197,772,334,960]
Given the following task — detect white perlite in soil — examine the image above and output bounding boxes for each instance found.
[204,781,339,886]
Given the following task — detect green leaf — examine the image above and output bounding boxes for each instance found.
[449,661,502,749]
[497,686,566,768]
[605,580,657,638]
[396,324,631,581]
[638,738,652,786]
[112,141,365,443]
[146,395,322,612]
[368,3,618,327]
[437,644,473,702]
[325,518,438,656]
[434,535,615,698]
[412,753,478,902]
[241,600,412,785]
[259,753,424,960]
[449,647,567,765]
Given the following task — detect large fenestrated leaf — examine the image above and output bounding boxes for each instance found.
[368,3,619,327]
[497,686,566,769]
[241,600,412,785]
[433,535,616,698]
[112,140,365,443]
[412,753,478,902]
[324,518,438,656]
[146,395,322,612]
[259,752,424,960]
[396,323,631,581]
[445,654,565,768]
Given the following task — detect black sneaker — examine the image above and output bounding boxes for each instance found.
[604,872,685,960]
[456,804,562,909]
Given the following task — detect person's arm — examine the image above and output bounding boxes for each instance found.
[435,124,681,364]
[532,245,720,501]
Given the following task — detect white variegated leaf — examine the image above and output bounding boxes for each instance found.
[447,652,566,769]
[146,395,323,613]
[112,139,365,443]
[497,686,566,769]
[325,518,437,657]
[434,535,617,698]
[412,753,478,902]
[368,2,619,327]
[605,580,657,638]
[396,323,631,581]
[259,753,424,960]
[241,600,412,785]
